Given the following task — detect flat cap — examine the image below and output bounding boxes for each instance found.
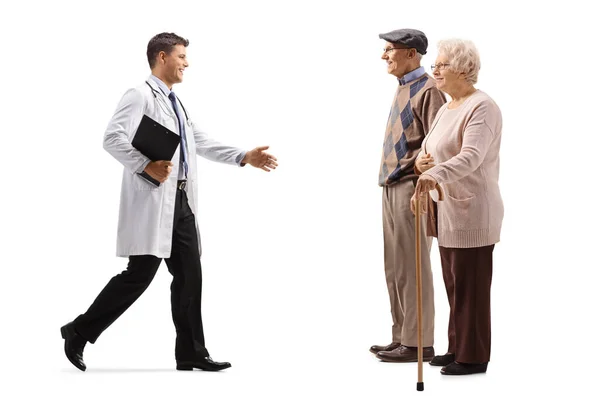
[379,28,428,55]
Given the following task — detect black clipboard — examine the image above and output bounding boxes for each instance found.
[132,114,180,186]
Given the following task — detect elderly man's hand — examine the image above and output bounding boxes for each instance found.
[415,153,435,173]
[410,174,438,215]
[243,146,278,172]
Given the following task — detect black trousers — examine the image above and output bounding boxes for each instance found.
[73,188,209,361]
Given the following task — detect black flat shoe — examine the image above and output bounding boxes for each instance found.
[441,361,488,375]
[430,353,455,366]
[176,356,231,371]
[60,322,87,371]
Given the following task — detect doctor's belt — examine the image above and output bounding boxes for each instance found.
[177,180,187,190]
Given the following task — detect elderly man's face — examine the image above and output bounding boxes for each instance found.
[381,41,412,78]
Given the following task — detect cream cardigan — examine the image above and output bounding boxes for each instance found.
[421,90,503,248]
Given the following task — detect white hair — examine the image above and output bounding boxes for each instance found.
[437,39,480,84]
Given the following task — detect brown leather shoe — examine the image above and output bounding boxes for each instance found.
[369,342,401,354]
[376,345,434,362]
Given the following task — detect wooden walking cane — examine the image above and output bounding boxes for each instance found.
[415,183,444,392]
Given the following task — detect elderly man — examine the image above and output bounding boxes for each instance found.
[370,29,446,362]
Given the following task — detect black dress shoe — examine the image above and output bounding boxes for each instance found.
[430,353,455,366]
[60,322,87,371]
[441,361,488,375]
[369,342,401,354]
[176,356,231,371]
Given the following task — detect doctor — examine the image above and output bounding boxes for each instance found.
[60,32,278,372]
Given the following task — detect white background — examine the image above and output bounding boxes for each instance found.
[1,0,599,398]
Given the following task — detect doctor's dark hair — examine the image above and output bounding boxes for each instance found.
[147,32,189,68]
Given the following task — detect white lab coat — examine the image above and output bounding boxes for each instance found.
[103,76,245,258]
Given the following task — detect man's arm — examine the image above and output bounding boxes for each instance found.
[191,121,277,171]
[103,88,151,174]
[190,120,247,166]
[410,87,446,176]
[420,87,447,135]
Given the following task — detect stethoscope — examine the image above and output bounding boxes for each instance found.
[145,81,190,122]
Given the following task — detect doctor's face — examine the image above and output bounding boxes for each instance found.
[159,44,189,86]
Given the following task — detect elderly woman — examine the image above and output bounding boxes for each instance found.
[412,39,503,376]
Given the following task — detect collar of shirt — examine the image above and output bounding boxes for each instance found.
[398,66,425,86]
[149,74,173,98]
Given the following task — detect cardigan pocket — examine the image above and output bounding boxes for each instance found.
[447,192,474,202]
[443,195,479,231]
[445,185,474,202]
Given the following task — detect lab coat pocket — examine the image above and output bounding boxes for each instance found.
[134,172,160,191]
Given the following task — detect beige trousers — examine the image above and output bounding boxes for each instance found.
[382,180,434,347]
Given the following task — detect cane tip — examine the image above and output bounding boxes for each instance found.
[417,382,424,391]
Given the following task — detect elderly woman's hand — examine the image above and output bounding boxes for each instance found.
[415,153,435,173]
[410,174,438,215]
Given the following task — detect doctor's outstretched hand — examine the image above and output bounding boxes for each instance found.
[242,146,278,172]
[144,160,173,183]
